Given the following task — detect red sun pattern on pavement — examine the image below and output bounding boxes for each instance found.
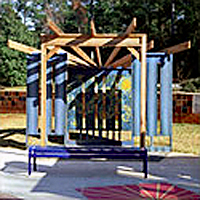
[76,182,200,200]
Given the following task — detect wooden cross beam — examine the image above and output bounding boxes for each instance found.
[108,40,155,68]
[47,18,63,35]
[44,34,141,47]
[47,46,90,67]
[46,18,97,67]
[8,39,89,68]
[127,47,140,60]
[105,17,137,67]
[160,41,191,54]
[7,39,40,54]
[90,19,102,67]
[109,54,132,68]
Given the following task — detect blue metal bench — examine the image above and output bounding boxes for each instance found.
[28,145,148,178]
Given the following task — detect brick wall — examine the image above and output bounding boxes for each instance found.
[0,90,199,124]
[0,91,26,114]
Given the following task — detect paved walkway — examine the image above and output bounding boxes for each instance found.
[0,147,199,199]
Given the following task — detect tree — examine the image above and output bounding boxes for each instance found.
[0,3,39,86]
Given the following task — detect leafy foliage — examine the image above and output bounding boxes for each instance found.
[0,0,199,86]
[180,77,200,92]
[0,3,39,86]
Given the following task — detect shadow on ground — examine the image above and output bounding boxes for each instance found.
[1,155,200,199]
[0,129,26,150]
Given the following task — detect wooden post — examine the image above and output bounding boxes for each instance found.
[82,82,86,131]
[41,44,47,146]
[102,75,106,139]
[94,77,98,137]
[140,35,147,148]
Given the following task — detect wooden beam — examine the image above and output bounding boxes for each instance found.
[160,41,191,54]
[55,33,144,38]
[47,18,63,35]
[40,33,57,43]
[90,19,96,36]
[47,46,61,60]
[41,44,47,147]
[90,19,102,67]
[46,19,97,67]
[71,46,97,67]
[109,54,132,68]
[44,33,143,46]
[140,34,147,148]
[147,40,154,50]
[98,17,136,67]
[7,39,40,54]
[47,46,90,67]
[127,48,140,60]
[45,36,141,47]
[125,17,137,34]
[68,51,90,67]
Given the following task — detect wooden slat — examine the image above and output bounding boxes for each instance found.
[58,33,144,38]
[90,19,96,36]
[71,46,97,67]
[102,75,106,130]
[109,54,132,68]
[47,46,90,67]
[44,33,143,47]
[47,18,63,35]
[160,41,191,54]
[104,47,121,67]
[45,37,141,47]
[125,17,137,34]
[90,19,102,67]
[147,40,154,50]
[41,44,47,147]
[68,52,90,67]
[94,78,98,132]
[140,34,147,148]
[82,82,86,130]
[105,17,137,67]
[127,48,140,60]
[40,33,57,43]
[8,39,40,54]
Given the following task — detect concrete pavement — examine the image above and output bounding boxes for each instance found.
[0,147,199,199]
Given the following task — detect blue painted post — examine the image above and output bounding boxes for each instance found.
[131,59,141,146]
[146,57,158,150]
[168,54,173,150]
[26,53,40,145]
[46,59,53,141]
[55,53,67,136]
[160,55,173,143]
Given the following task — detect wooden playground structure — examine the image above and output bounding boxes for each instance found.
[7,17,191,176]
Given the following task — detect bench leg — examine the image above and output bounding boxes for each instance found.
[33,156,37,171]
[28,148,32,175]
[143,152,148,178]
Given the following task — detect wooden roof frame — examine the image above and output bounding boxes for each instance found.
[40,18,148,147]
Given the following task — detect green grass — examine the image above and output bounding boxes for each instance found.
[173,123,200,155]
[0,114,200,154]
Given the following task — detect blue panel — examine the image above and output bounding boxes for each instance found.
[131,59,141,145]
[160,56,173,136]
[146,57,159,147]
[26,53,40,144]
[168,54,173,150]
[46,60,53,139]
[55,53,67,136]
